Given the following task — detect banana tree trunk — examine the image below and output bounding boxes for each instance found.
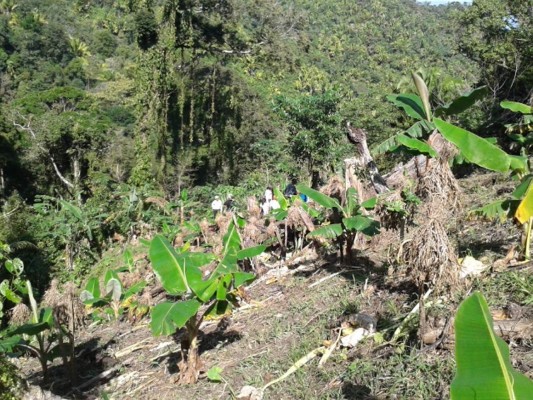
[178,318,202,384]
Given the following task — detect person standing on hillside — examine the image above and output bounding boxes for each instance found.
[211,195,222,218]
[284,178,298,197]
[224,194,235,212]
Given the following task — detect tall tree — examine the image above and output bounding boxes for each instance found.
[458,0,532,105]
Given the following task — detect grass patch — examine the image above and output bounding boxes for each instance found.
[474,270,533,307]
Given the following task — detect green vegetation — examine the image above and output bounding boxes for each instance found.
[0,0,532,398]
[452,292,533,399]
[148,223,259,383]
[0,354,23,400]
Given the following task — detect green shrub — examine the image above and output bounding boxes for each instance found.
[0,355,23,400]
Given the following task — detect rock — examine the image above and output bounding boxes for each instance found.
[340,328,370,348]
[460,256,488,278]
[421,329,440,345]
[237,385,264,400]
[23,386,67,400]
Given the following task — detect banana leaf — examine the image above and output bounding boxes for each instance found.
[237,245,266,260]
[397,134,438,158]
[80,277,100,303]
[411,72,431,121]
[149,235,202,295]
[296,185,341,210]
[435,86,488,117]
[234,272,255,288]
[216,274,232,301]
[468,200,517,223]
[105,278,122,302]
[512,175,533,199]
[500,101,531,115]
[343,216,380,236]
[435,118,511,173]
[222,222,241,256]
[515,181,533,224]
[372,134,400,156]
[0,335,21,352]
[150,300,200,336]
[451,292,533,399]
[307,224,342,239]
[387,93,426,121]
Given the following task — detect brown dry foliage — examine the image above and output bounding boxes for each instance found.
[246,196,262,219]
[401,219,459,289]
[41,279,62,308]
[321,175,345,205]
[41,279,85,330]
[10,303,31,326]
[215,213,232,236]
[144,196,169,209]
[242,216,267,247]
[415,158,461,219]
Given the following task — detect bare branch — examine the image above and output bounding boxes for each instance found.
[13,115,75,189]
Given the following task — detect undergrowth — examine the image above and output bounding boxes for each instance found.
[0,356,23,400]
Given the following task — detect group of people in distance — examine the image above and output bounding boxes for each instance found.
[210,193,234,218]
[210,178,307,219]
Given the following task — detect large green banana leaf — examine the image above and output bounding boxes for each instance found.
[397,134,438,158]
[451,292,533,399]
[149,235,203,295]
[435,86,488,117]
[386,93,427,121]
[150,300,200,336]
[307,224,343,239]
[435,118,511,173]
[500,101,531,115]
[296,184,341,210]
[222,221,241,256]
[343,216,380,236]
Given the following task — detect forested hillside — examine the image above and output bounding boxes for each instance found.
[0,0,532,399]
[0,0,482,285]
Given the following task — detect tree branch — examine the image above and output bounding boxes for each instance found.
[13,115,75,189]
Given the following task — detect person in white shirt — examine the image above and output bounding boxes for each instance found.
[270,196,280,210]
[211,195,223,218]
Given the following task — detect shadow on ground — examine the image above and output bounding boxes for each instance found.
[342,382,378,399]
[26,334,118,399]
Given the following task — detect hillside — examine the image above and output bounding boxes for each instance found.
[1,1,532,399]
[11,172,533,399]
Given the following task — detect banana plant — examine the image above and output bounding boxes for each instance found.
[502,101,533,153]
[0,246,26,321]
[80,270,146,321]
[296,184,379,261]
[434,118,532,259]
[1,281,71,381]
[148,221,262,384]
[373,72,487,157]
[451,292,533,399]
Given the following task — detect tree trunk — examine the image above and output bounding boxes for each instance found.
[178,319,202,384]
[345,122,388,195]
